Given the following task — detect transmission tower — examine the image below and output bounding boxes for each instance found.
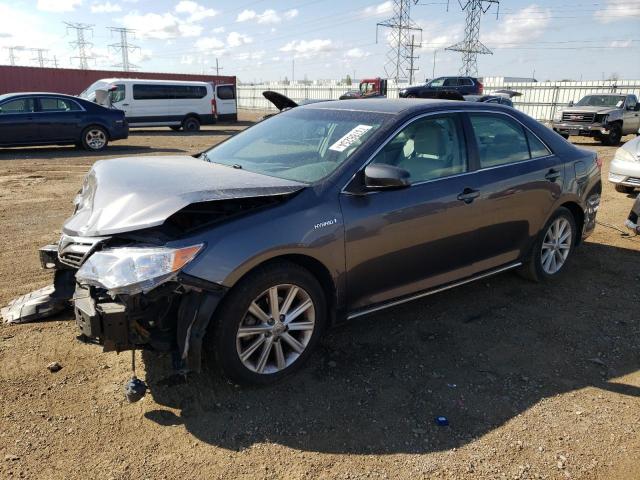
[108,27,140,71]
[30,48,49,68]
[445,0,499,76]
[65,22,94,70]
[4,46,23,66]
[376,0,422,83]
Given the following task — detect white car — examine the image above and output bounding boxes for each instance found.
[80,78,237,131]
[609,130,640,193]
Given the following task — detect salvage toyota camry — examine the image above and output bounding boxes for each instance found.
[39,99,602,385]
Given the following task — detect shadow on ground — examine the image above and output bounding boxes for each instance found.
[143,241,640,454]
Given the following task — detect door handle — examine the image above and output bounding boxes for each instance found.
[457,188,480,204]
[122,103,129,106]
[545,169,561,182]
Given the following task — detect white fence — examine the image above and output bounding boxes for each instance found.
[237,80,640,123]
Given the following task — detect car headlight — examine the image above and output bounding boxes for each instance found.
[553,109,563,122]
[614,147,638,163]
[76,244,203,296]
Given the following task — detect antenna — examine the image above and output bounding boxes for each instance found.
[444,0,499,76]
[108,27,140,71]
[65,22,95,69]
[376,0,423,83]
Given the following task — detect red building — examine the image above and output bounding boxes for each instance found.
[0,65,236,96]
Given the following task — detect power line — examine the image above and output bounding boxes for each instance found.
[108,27,140,71]
[64,22,94,70]
[376,0,423,82]
[445,0,500,76]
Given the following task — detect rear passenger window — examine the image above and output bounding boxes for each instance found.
[460,78,474,86]
[39,98,80,111]
[370,115,467,183]
[469,114,530,168]
[216,85,235,100]
[0,98,35,113]
[526,131,551,158]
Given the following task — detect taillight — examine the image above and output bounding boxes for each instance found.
[211,98,217,114]
[596,154,602,169]
[477,81,484,94]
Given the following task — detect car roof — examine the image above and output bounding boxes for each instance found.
[300,98,505,115]
[93,78,210,85]
[0,92,85,102]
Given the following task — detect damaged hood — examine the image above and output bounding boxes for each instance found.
[64,156,306,237]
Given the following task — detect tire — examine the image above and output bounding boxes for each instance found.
[81,126,109,151]
[518,207,577,282]
[170,125,181,131]
[601,123,622,146]
[211,261,327,385]
[615,184,635,194]
[182,116,200,132]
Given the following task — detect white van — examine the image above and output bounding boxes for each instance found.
[80,78,237,131]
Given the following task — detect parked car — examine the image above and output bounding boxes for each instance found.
[80,78,237,131]
[36,99,601,386]
[609,130,640,193]
[399,76,483,98]
[625,191,640,234]
[0,92,128,151]
[552,93,640,145]
[464,90,522,107]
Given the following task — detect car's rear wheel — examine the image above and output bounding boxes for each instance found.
[518,207,576,282]
[601,123,622,146]
[615,184,635,194]
[81,126,108,151]
[211,262,326,385]
[182,116,200,132]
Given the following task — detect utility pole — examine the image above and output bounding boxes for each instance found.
[108,27,139,71]
[376,0,422,83]
[445,0,499,77]
[65,22,94,70]
[52,56,59,68]
[407,34,421,85]
[215,58,222,75]
[30,48,49,68]
[432,49,438,79]
[292,58,295,84]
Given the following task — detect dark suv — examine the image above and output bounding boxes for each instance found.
[399,77,483,98]
[37,99,601,386]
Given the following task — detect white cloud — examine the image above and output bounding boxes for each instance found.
[237,8,298,24]
[37,0,82,12]
[195,36,225,51]
[235,50,265,61]
[609,39,632,48]
[483,5,549,46]
[121,12,202,39]
[280,39,333,57]
[91,2,121,13]
[175,1,218,22]
[227,32,253,47]
[597,0,640,23]
[364,1,392,16]
[344,48,370,59]
[213,26,225,33]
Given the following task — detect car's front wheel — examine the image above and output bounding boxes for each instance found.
[211,262,326,385]
[601,123,622,146]
[519,207,577,282]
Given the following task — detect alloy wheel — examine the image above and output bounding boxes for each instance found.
[540,217,572,275]
[236,284,315,374]
[85,129,106,150]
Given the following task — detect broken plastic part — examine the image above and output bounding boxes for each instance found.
[1,285,69,324]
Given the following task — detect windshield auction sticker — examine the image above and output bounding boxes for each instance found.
[329,125,373,152]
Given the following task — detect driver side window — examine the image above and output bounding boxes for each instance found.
[370,115,467,184]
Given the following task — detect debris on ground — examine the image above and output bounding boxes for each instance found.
[47,362,63,373]
[1,285,68,324]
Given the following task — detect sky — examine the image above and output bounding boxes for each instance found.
[1,0,639,83]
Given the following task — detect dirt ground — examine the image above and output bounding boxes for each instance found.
[0,111,638,480]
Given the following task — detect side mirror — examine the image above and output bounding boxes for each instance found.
[364,164,410,190]
[568,100,574,107]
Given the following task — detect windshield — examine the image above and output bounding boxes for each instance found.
[360,82,375,94]
[79,80,110,99]
[576,95,625,107]
[204,108,388,183]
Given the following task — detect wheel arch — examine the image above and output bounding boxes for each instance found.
[558,200,585,245]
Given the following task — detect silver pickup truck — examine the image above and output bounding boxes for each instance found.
[552,93,640,145]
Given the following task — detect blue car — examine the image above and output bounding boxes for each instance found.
[0,92,128,151]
